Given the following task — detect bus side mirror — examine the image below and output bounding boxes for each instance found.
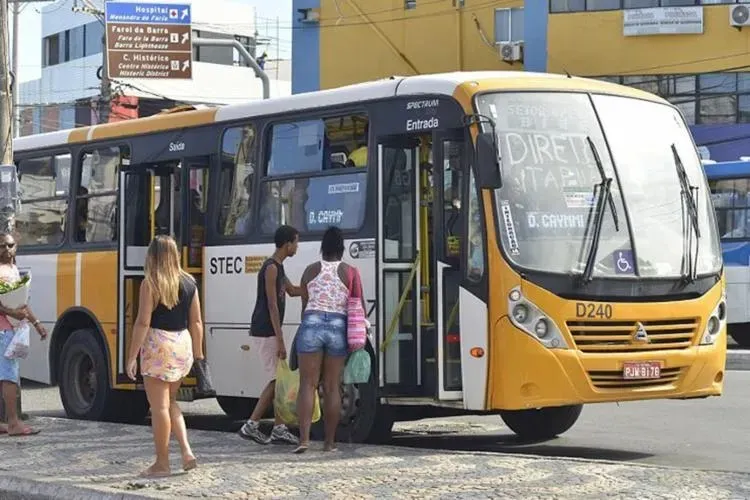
[475,133,502,189]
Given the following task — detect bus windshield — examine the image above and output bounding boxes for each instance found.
[475,91,722,279]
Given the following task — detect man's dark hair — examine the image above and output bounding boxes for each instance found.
[321,226,344,260]
[274,225,299,248]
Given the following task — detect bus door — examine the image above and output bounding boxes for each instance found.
[377,134,425,396]
[180,157,210,287]
[116,164,177,385]
[430,130,465,400]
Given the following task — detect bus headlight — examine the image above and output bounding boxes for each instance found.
[700,297,726,346]
[507,287,569,349]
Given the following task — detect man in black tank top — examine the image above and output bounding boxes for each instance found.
[240,225,303,445]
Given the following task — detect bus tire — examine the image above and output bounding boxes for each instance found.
[58,329,114,421]
[729,326,750,348]
[217,396,258,420]
[500,404,583,440]
[311,348,393,444]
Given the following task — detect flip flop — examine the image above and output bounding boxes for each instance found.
[139,468,171,478]
[8,427,40,437]
[293,445,308,454]
[183,458,197,471]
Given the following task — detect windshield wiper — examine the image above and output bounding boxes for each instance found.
[578,137,620,284]
[671,144,700,283]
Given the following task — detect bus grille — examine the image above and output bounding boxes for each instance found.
[566,319,698,353]
[588,367,683,389]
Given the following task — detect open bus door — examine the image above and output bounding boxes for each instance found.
[376,129,467,402]
[116,163,177,386]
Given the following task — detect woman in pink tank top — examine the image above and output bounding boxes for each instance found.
[0,232,48,437]
[293,227,366,454]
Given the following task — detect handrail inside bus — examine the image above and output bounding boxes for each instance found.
[380,251,421,353]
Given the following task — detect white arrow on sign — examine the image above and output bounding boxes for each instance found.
[181,32,189,44]
[181,8,189,20]
[182,60,190,71]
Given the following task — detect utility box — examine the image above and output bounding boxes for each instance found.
[0,164,19,234]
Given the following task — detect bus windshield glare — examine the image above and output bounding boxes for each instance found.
[475,91,721,279]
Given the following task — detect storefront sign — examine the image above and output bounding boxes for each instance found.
[623,7,703,37]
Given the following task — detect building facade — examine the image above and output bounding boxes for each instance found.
[19,0,291,136]
[291,0,750,160]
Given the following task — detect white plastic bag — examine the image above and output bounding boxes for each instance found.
[4,322,30,360]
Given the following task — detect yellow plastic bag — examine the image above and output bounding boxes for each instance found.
[273,360,321,426]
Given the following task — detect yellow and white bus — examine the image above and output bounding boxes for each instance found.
[13,71,726,441]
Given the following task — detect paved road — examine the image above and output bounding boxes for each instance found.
[3,416,749,499]
[18,371,750,475]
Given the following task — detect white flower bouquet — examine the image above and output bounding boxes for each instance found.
[0,272,31,327]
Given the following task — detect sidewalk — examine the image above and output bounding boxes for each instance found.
[0,417,748,499]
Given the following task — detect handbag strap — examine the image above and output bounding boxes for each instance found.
[346,265,361,299]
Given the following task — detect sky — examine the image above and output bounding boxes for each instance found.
[10,0,292,84]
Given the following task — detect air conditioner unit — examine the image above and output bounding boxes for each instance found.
[730,5,750,27]
[498,42,523,63]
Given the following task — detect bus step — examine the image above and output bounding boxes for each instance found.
[177,387,195,402]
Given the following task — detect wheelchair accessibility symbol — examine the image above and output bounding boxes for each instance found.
[614,250,634,274]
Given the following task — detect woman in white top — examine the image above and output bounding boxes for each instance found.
[294,226,365,453]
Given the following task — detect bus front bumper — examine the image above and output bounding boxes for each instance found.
[489,317,726,410]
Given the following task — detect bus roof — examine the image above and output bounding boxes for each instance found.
[13,71,666,153]
[703,160,750,180]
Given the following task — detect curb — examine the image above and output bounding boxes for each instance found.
[726,350,750,370]
[0,473,150,500]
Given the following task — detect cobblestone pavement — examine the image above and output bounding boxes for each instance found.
[1,417,749,499]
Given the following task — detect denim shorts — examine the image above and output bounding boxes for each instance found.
[296,310,347,357]
[0,329,19,384]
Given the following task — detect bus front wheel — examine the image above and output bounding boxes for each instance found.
[500,404,583,440]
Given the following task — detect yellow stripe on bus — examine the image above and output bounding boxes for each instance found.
[56,253,76,318]
[77,108,219,143]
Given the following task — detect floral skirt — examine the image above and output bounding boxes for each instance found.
[140,328,193,383]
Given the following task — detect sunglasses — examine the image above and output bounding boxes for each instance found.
[0,243,16,249]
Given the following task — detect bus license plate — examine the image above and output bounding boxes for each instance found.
[622,362,661,380]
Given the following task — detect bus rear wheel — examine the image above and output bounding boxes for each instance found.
[58,329,148,423]
[500,404,583,440]
[216,396,258,420]
[311,350,393,444]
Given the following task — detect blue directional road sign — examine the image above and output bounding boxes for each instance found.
[104,2,193,80]
[105,2,192,25]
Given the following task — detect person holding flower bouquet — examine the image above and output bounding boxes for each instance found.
[0,233,47,437]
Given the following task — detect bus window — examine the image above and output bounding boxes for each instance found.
[76,146,127,243]
[466,169,484,281]
[17,153,70,247]
[260,113,369,235]
[218,125,257,237]
[266,114,368,176]
[258,173,368,235]
[709,177,750,239]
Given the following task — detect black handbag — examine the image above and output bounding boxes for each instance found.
[193,358,216,396]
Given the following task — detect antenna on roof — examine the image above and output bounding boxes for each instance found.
[564,69,572,78]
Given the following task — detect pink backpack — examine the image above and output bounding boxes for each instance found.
[346,266,367,352]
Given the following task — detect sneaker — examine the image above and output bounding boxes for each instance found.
[239,421,271,445]
[271,424,299,445]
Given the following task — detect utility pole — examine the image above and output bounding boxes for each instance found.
[11,0,19,137]
[99,30,110,124]
[1,0,13,165]
[0,0,22,424]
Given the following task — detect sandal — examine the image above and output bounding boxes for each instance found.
[8,427,40,437]
[293,444,309,454]
[139,467,171,478]
[183,458,197,471]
